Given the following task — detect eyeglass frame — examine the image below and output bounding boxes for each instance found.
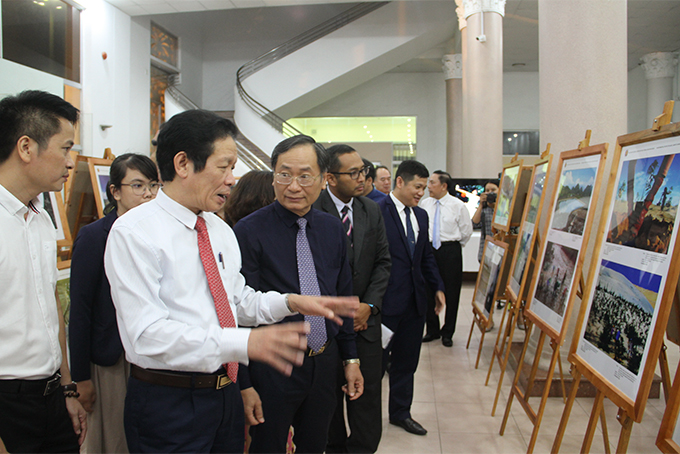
[329,166,370,180]
[274,172,321,187]
[119,182,163,195]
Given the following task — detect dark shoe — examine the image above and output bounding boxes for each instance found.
[442,338,453,347]
[422,333,440,343]
[390,418,427,436]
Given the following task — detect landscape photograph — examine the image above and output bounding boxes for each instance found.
[583,260,660,375]
[551,166,596,235]
[607,154,680,255]
[526,162,548,225]
[511,230,532,292]
[534,241,578,317]
[494,165,519,227]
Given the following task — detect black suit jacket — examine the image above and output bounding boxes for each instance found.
[378,195,444,317]
[313,191,391,342]
[69,210,124,382]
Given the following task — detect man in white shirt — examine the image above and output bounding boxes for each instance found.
[104,110,358,452]
[0,90,87,453]
[420,171,472,347]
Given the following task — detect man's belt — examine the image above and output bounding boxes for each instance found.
[131,365,232,390]
[308,340,331,357]
[0,372,61,396]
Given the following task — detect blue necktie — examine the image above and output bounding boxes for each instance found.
[432,200,441,250]
[404,206,416,258]
[296,218,327,352]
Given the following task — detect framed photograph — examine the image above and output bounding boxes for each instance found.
[57,260,71,325]
[41,191,71,244]
[88,158,112,217]
[524,143,607,341]
[472,237,509,324]
[493,161,523,231]
[508,156,552,300]
[570,125,680,421]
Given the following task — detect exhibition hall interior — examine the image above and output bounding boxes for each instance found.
[3,0,680,452]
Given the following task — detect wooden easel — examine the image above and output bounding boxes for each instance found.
[499,132,608,453]
[467,156,532,368]
[486,146,553,416]
[553,102,680,454]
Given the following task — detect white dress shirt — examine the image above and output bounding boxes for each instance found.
[104,189,292,373]
[0,185,61,380]
[389,192,419,238]
[420,192,473,247]
[327,188,354,226]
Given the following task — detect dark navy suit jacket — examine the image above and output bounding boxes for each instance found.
[378,195,444,317]
[69,210,124,382]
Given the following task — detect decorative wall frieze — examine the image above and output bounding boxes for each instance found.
[442,54,463,80]
[462,0,506,19]
[641,52,679,80]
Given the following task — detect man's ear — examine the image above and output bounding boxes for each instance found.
[16,136,35,164]
[395,176,404,189]
[326,172,337,187]
[173,151,191,179]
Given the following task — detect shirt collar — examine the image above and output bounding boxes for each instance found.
[273,200,316,228]
[0,183,39,217]
[327,188,353,215]
[154,188,202,229]
[389,192,407,213]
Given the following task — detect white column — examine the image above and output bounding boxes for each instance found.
[443,54,463,177]
[532,0,627,369]
[461,0,505,178]
[641,52,679,125]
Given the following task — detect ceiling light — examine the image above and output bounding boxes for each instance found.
[513,133,518,137]
[407,119,411,122]
[507,138,512,141]
[363,125,367,129]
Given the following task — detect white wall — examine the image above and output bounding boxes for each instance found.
[0,59,65,99]
[628,65,648,133]
[301,72,448,174]
[503,72,539,130]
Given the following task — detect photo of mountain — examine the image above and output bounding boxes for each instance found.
[584,260,661,375]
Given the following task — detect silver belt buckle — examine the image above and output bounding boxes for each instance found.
[44,374,61,396]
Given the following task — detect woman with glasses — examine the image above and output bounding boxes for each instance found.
[69,153,160,453]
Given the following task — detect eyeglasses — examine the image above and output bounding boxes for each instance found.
[330,166,370,180]
[274,172,320,187]
[120,182,162,195]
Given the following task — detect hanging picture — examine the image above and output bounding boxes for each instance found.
[572,131,680,418]
[524,143,607,340]
[508,157,551,299]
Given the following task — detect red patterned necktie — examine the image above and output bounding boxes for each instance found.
[195,216,238,382]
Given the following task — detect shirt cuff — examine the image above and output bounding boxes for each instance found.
[221,327,251,365]
[268,292,294,320]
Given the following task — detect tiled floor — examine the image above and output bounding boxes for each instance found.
[375,282,679,453]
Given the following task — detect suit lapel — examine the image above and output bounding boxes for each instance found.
[386,197,412,262]
[352,198,366,262]
[318,191,354,263]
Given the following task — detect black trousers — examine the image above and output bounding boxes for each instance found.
[249,340,340,454]
[326,327,382,453]
[425,241,463,340]
[124,372,245,453]
[0,375,79,453]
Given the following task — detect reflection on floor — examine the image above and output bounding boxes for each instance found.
[375,282,678,454]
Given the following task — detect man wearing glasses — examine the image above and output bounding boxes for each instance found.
[315,145,391,453]
[234,135,363,453]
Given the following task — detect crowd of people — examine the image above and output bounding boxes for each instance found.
[0,90,498,453]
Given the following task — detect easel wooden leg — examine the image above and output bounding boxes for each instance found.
[525,331,546,399]
[466,313,476,349]
[615,409,634,454]
[475,326,487,369]
[500,322,533,435]
[659,342,672,403]
[490,301,521,415]
[486,299,513,386]
[581,390,605,454]
[600,407,611,454]
[526,341,560,454]
[551,369,581,454]
[557,353,567,404]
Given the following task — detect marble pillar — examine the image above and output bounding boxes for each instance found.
[443,54,463,177]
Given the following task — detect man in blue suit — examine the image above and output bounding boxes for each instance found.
[378,160,445,436]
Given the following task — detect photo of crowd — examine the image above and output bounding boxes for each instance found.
[533,241,578,317]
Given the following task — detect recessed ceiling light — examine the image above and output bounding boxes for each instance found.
[507,138,512,141]
[513,133,518,137]
[363,125,367,129]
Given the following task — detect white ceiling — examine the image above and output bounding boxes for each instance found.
[107,0,680,72]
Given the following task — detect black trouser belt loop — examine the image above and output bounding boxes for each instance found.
[130,364,232,389]
[0,372,61,396]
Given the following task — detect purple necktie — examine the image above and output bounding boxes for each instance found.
[296,218,327,352]
[341,205,353,246]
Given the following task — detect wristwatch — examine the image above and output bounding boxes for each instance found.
[343,358,361,367]
[367,303,380,316]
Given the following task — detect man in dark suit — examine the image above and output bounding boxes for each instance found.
[315,145,391,453]
[378,160,445,436]
[234,135,363,453]
[361,158,387,203]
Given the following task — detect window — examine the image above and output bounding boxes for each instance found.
[503,131,540,155]
[2,0,81,82]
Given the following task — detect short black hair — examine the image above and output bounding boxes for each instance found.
[156,109,237,182]
[270,134,329,173]
[105,153,159,213]
[395,160,429,185]
[362,158,376,181]
[326,144,357,173]
[433,170,452,190]
[486,179,500,189]
[0,90,79,164]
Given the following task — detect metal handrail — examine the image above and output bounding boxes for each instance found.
[165,86,271,170]
[236,2,389,136]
